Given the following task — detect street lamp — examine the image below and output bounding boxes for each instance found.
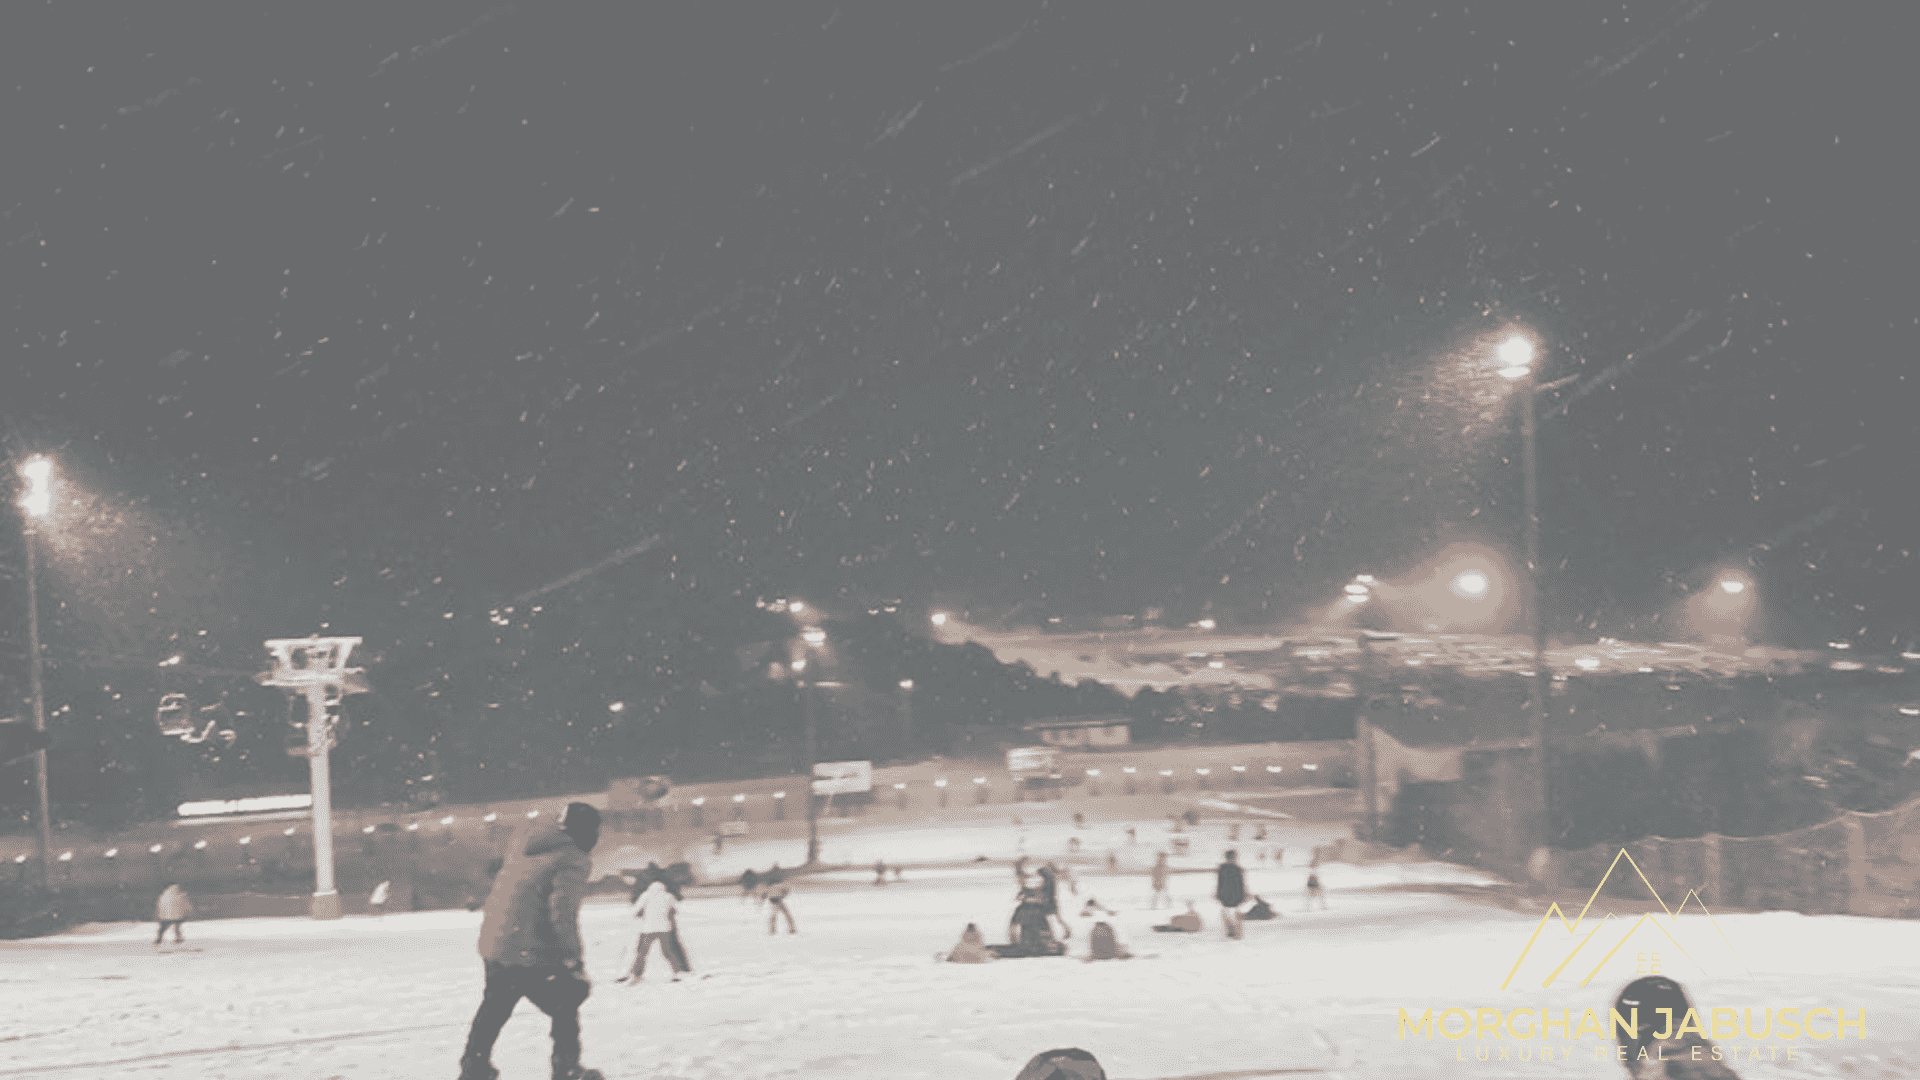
[1498,334,1552,874]
[16,456,54,890]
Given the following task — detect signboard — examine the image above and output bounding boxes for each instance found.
[1006,747,1058,776]
[811,759,873,795]
[719,820,750,837]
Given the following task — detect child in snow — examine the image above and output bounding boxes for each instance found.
[1087,921,1131,961]
[944,923,992,963]
[154,883,192,946]
[766,879,797,934]
[1148,852,1171,909]
[1304,871,1327,910]
[1152,902,1203,933]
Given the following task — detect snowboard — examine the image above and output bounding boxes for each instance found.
[1612,972,1751,1068]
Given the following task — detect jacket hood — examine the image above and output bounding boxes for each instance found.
[522,822,580,857]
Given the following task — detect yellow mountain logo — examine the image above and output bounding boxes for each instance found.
[1502,849,1750,990]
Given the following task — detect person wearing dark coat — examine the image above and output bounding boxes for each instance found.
[1215,850,1247,939]
[1015,1047,1107,1080]
[1612,976,1743,1079]
[458,802,603,1080]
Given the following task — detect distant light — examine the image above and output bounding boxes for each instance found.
[406,823,419,830]
[973,777,987,784]
[58,851,72,861]
[178,794,312,818]
[1346,594,1368,604]
[1827,641,1851,650]
[1900,706,1919,717]
[935,778,948,787]
[1497,335,1534,375]
[893,782,906,790]
[898,679,914,690]
[1830,661,1864,671]
[364,824,378,832]
[1302,763,1319,771]
[733,793,746,802]
[802,628,826,646]
[788,601,804,614]
[607,701,625,713]
[930,612,948,626]
[440,816,455,825]
[1197,619,1216,630]
[1637,666,1655,674]
[1451,571,1490,599]
[1086,769,1100,777]
[773,791,785,799]
[1159,769,1173,776]
[1575,656,1602,671]
[1344,583,1370,595]
[1718,579,1747,595]
[1123,767,1137,774]
[791,659,807,672]
[283,827,297,835]
[15,854,27,863]
[104,848,118,858]
[149,843,165,853]
[526,810,539,818]
[482,813,498,822]
[159,655,183,667]
[1196,768,1210,775]
[19,457,52,518]
[691,798,705,807]
[1903,652,1920,661]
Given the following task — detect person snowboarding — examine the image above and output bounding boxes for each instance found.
[766,878,797,934]
[1612,976,1742,1078]
[457,802,603,1080]
[1303,871,1327,910]
[1215,850,1247,939]
[621,879,689,983]
[153,883,192,946]
[1148,851,1171,909]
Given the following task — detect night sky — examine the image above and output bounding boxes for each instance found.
[5,0,1917,695]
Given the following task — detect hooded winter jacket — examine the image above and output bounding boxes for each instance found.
[477,822,592,967]
[1215,862,1246,908]
[155,885,192,922]
[633,880,677,934]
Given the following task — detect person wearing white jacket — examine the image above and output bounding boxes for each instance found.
[620,880,689,983]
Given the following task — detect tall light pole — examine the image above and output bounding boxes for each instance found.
[17,457,54,890]
[1498,336,1552,871]
[897,679,915,760]
[801,674,819,865]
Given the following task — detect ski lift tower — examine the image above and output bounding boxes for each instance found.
[255,637,371,920]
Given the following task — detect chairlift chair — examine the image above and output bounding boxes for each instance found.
[155,693,195,738]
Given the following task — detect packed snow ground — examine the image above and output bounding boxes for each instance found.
[4,821,1915,1080]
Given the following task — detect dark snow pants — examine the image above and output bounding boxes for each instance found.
[153,920,185,944]
[460,961,591,1073]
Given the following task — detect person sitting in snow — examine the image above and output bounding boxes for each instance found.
[944,922,992,963]
[1152,901,1203,933]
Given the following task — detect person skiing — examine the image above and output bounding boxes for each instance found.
[457,802,603,1080]
[153,883,192,947]
[1148,851,1171,909]
[766,877,797,934]
[1215,850,1247,939]
[621,879,689,983]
